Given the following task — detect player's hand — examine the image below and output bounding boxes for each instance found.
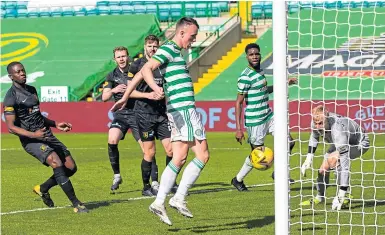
[147,92,164,100]
[235,130,245,145]
[32,127,49,139]
[153,86,164,98]
[110,98,127,112]
[301,153,314,177]
[56,122,72,132]
[288,77,298,86]
[112,84,127,94]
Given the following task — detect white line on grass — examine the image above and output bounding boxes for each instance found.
[0,183,273,216]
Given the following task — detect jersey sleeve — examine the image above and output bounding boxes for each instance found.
[237,75,251,94]
[152,44,174,65]
[3,91,16,116]
[103,73,113,89]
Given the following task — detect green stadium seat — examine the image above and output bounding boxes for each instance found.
[121,5,133,14]
[39,7,51,17]
[299,1,313,9]
[251,6,263,19]
[62,7,75,17]
[209,6,220,17]
[185,3,195,17]
[132,1,144,6]
[288,5,299,14]
[16,1,28,9]
[108,1,120,7]
[50,7,63,17]
[325,1,340,8]
[218,1,229,12]
[365,1,383,7]
[74,6,86,16]
[170,3,182,18]
[195,3,208,17]
[96,1,109,7]
[312,1,325,8]
[119,1,131,6]
[145,1,157,5]
[1,9,5,17]
[1,2,5,10]
[27,7,39,18]
[17,8,27,17]
[85,8,99,16]
[110,6,122,15]
[98,6,110,15]
[263,7,272,19]
[340,1,355,8]
[158,9,170,21]
[134,5,146,14]
[5,1,16,10]
[158,4,170,11]
[146,5,157,14]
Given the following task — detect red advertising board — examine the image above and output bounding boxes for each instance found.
[1,100,384,133]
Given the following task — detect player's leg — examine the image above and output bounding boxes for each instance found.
[231,123,266,191]
[136,112,158,196]
[168,109,208,218]
[149,111,191,225]
[108,122,124,192]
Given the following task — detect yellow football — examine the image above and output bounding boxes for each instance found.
[250,147,274,171]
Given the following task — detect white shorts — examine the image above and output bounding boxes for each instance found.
[246,118,274,146]
[167,108,206,142]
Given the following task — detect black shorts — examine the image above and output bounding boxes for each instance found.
[136,113,171,142]
[21,136,71,167]
[110,112,140,141]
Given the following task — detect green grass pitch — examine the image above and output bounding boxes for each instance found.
[1,133,384,235]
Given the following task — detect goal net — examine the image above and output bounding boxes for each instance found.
[283,1,385,234]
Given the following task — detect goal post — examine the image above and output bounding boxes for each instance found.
[273,0,289,235]
[274,1,385,234]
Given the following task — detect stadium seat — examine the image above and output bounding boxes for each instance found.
[185,3,195,17]
[26,7,39,18]
[252,6,263,19]
[110,6,122,15]
[325,1,340,8]
[195,3,208,17]
[50,7,63,17]
[17,8,28,17]
[170,3,182,20]
[108,1,120,7]
[62,7,75,17]
[144,1,156,5]
[132,1,144,6]
[39,7,51,17]
[299,1,313,9]
[1,1,5,10]
[312,1,325,8]
[263,7,272,19]
[365,1,383,7]
[5,1,16,10]
[85,6,99,16]
[74,6,86,16]
[209,5,220,17]
[340,1,355,8]
[218,1,229,12]
[96,1,109,7]
[98,6,110,15]
[121,5,133,14]
[146,5,157,15]
[16,1,28,9]
[119,1,131,6]
[158,9,170,21]
[133,5,146,14]
[1,9,5,17]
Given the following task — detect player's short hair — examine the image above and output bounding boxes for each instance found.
[145,35,159,45]
[7,61,22,74]
[176,17,199,30]
[245,43,261,54]
[113,46,129,57]
[312,105,329,116]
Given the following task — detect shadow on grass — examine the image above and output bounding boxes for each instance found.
[168,216,275,233]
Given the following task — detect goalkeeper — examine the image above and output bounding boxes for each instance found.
[301,105,370,210]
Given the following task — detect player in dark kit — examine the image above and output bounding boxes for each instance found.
[129,35,174,196]
[102,46,161,193]
[3,61,88,213]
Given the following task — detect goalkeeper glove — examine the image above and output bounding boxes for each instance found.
[301,153,314,177]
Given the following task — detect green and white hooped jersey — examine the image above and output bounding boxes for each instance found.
[152,40,195,113]
[237,66,273,127]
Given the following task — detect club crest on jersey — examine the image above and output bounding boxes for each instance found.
[40,145,47,152]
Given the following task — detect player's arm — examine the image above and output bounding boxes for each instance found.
[267,77,297,94]
[301,128,320,176]
[141,58,163,95]
[102,74,126,102]
[235,75,250,144]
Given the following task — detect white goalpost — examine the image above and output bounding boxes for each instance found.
[274,1,385,234]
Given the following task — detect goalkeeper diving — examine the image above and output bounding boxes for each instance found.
[300,105,370,210]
